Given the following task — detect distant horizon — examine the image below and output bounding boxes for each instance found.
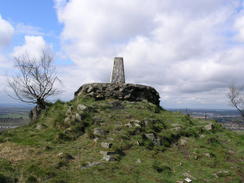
[0,102,236,111]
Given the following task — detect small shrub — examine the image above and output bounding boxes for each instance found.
[56,132,71,142]
[181,115,193,125]
[112,140,132,152]
[55,160,68,169]
[26,176,38,183]
[152,161,172,175]
[207,137,220,145]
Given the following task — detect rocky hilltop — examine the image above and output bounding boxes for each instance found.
[74,83,160,106]
[0,58,243,182]
[0,92,243,182]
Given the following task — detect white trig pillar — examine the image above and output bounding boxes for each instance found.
[111,57,125,83]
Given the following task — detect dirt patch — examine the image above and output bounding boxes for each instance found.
[0,142,36,162]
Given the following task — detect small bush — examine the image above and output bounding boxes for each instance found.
[152,161,172,175]
[56,132,72,142]
[26,176,38,183]
[207,137,220,145]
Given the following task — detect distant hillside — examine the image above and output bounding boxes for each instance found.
[0,95,243,183]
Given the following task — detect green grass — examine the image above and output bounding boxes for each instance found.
[0,96,243,183]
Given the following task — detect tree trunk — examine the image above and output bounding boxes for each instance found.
[29,99,47,122]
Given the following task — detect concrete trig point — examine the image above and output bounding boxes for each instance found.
[111,57,125,83]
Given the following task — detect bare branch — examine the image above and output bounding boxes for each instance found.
[227,84,244,117]
[8,50,61,108]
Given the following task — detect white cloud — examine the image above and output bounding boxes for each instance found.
[0,15,14,49]
[15,23,44,36]
[12,36,52,59]
[0,15,14,87]
[54,0,244,108]
[234,14,244,41]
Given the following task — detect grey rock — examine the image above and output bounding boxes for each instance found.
[100,151,117,156]
[100,151,118,161]
[179,137,188,146]
[200,134,205,138]
[184,178,192,183]
[64,116,70,123]
[154,138,161,145]
[145,133,156,141]
[57,152,74,160]
[131,120,141,127]
[205,152,211,158]
[93,137,99,143]
[93,128,107,137]
[77,104,87,112]
[136,159,141,163]
[125,120,142,128]
[81,161,101,170]
[204,123,213,131]
[204,152,215,158]
[102,155,117,161]
[144,120,153,127]
[125,122,133,128]
[75,113,82,122]
[145,133,160,145]
[74,83,160,106]
[101,142,112,149]
[183,173,195,180]
[66,106,73,115]
[100,151,108,156]
[171,126,182,131]
[64,115,76,124]
[35,124,47,130]
[214,170,230,178]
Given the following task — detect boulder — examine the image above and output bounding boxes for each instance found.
[179,137,188,146]
[74,83,160,106]
[125,120,141,128]
[65,106,73,115]
[101,142,112,149]
[35,124,47,130]
[184,178,192,183]
[100,151,119,161]
[214,170,230,177]
[81,161,101,170]
[57,152,74,160]
[136,159,142,163]
[75,113,82,122]
[77,104,87,112]
[145,133,156,141]
[93,128,107,137]
[102,154,117,161]
[204,123,214,131]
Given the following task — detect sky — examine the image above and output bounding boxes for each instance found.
[0,0,244,109]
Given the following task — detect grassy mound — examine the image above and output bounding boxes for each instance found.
[0,96,243,183]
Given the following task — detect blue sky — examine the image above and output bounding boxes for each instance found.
[0,0,244,109]
[0,0,61,54]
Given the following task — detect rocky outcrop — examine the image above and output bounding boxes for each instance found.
[74,83,160,106]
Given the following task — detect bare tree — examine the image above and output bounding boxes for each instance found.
[8,50,61,119]
[227,84,244,117]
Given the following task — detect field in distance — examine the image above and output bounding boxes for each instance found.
[0,105,31,131]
